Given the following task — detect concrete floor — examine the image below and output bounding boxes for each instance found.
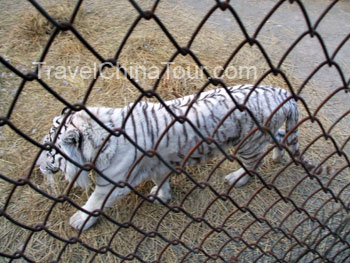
[175,0,350,121]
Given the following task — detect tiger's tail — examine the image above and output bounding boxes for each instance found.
[284,100,333,175]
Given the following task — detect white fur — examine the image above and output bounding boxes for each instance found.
[38,85,298,231]
[225,168,250,187]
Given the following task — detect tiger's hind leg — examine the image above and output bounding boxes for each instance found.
[225,167,250,187]
[225,142,269,187]
[225,129,286,187]
[149,173,171,203]
[272,129,285,163]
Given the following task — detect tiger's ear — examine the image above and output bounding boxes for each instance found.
[63,129,81,146]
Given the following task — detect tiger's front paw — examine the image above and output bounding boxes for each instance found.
[69,210,98,231]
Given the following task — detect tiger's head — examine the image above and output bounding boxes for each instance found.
[37,110,90,189]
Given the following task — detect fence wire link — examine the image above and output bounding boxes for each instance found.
[1,0,350,262]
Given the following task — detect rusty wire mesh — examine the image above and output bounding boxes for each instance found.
[1,0,350,262]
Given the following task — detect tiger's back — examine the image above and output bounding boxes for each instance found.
[121,85,295,167]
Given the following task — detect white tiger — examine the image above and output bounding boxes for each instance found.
[36,85,330,231]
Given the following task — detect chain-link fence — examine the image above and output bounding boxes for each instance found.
[1,0,350,262]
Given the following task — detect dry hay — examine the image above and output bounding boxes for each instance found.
[0,0,349,262]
